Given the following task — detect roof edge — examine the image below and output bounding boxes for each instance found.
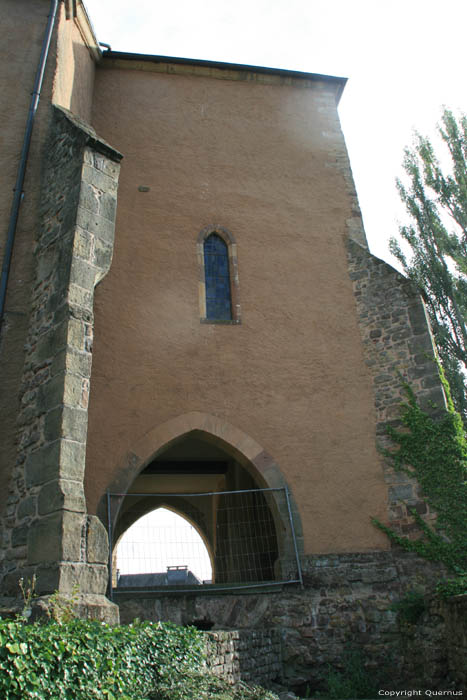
[101,51,347,102]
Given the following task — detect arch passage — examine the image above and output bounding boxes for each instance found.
[107,429,302,592]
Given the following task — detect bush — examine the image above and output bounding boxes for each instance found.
[435,574,467,599]
[390,589,426,624]
[321,649,379,699]
[373,383,467,575]
[151,670,279,700]
[0,618,204,700]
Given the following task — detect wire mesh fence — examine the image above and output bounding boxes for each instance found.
[107,487,302,594]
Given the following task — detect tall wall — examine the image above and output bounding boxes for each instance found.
[87,59,390,554]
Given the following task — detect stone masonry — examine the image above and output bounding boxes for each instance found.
[206,629,282,686]
[0,105,122,620]
[347,238,447,536]
[116,550,455,691]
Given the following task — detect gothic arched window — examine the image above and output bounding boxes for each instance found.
[197,226,241,324]
[204,234,232,320]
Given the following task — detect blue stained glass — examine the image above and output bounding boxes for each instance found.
[204,234,232,320]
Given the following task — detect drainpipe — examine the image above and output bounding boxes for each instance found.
[0,0,60,329]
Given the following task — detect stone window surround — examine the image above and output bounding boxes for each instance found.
[197,225,241,325]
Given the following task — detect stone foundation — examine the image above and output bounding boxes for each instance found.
[116,550,458,690]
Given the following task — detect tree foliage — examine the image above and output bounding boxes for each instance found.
[390,109,467,424]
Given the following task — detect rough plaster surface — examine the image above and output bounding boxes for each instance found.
[53,3,96,123]
[88,65,389,554]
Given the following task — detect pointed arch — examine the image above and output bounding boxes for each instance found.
[197,225,241,324]
[108,412,289,495]
[101,413,303,567]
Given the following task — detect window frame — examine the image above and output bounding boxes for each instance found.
[197,225,241,324]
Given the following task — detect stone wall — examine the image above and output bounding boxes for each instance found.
[116,550,453,691]
[444,595,467,686]
[385,594,466,689]
[206,629,282,686]
[347,239,446,536]
[0,105,121,620]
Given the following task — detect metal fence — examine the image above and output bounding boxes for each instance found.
[107,487,302,595]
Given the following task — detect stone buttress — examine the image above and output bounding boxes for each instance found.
[1,105,122,621]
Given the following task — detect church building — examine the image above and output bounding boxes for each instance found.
[0,0,446,683]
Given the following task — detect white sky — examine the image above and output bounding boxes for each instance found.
[117,508,213,582]
[83,0,467,266]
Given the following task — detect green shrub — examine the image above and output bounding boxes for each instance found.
[373,382,467,575]
[435,574,467,599]
[321,649,379,699]
[390,589,426,624]
[150,670,279,700]
[0,619,204,700]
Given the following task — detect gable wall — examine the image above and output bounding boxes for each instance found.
[87,63,389,554]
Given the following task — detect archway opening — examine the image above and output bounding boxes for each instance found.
[109,429,300,592]
[116,507,213,587]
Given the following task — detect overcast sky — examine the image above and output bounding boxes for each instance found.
[83,0,467,266]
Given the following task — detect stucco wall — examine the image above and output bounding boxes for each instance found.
[52,2,96,123]
[87,61,389,554]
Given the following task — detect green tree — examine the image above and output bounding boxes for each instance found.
[390,109,467,424]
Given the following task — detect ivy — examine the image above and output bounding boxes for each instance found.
[0,618,281,700]
[372,379,467,577]
[0,619,204,700]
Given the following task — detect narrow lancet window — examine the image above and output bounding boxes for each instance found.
[204,234,232,320]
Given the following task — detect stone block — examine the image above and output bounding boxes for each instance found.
[28,511,84,565]
[12,525,29,547]
[82,163,118,195]
[388,484,415,502]
[38,373,66,412]
[25,440,86,487]
[58,561,109,595]
[73,228,93,261]
[86,515,109,564]
[93,238,114,276]
[84,148,122,179]
[67,316,85,350]
[38,479,86,515]
[25,441,61,486]
[69,257,97,291]
[76,206,116,243]
[44,405,88,443]
[51,347,92,379]
[17,496,36,520]
[31,320,68,365]
[68,283,94,311]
